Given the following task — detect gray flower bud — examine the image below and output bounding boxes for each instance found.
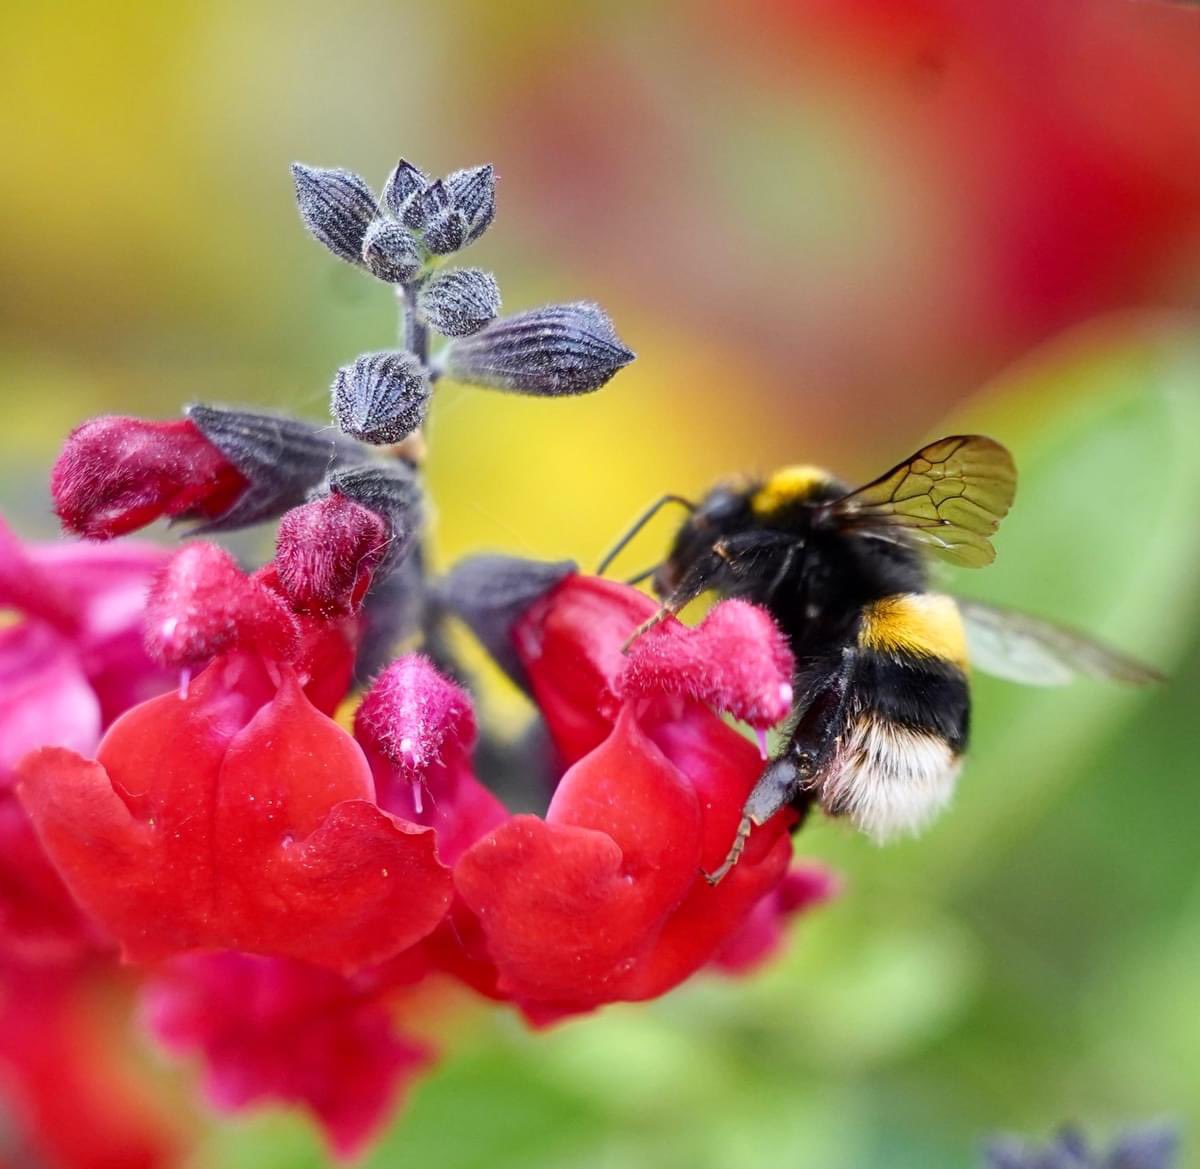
[328,460,423,565]
[331,352,431,444]
[401,179,450,231]
[291,164,378,265]
[422,209,467,255]
[446,165,496,243]
[418,268,500,337]
[185,404,366,532]
[439,302,635,396]
[361,218,424,284]
[382,158,430,217]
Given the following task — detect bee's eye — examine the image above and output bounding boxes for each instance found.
[700,491,745,526]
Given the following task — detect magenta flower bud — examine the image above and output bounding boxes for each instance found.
[144,543,299,669]
[51,417,249,540]
[275,495,390,616]
[355,655,476,778]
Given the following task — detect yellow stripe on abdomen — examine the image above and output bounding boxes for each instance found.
[858,593,968,670]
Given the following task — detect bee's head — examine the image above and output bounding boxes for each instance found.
[653,483,752,599]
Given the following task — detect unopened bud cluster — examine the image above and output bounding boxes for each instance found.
[293,155,634,446]
[52,151,635,683]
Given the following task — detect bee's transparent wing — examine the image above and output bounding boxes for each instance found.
[956,598,1163,686]
[828,435,1017,568]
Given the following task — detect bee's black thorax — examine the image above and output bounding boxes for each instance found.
[665,471,929,662]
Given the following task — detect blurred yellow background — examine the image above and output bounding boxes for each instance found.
[3,2,1200,1166]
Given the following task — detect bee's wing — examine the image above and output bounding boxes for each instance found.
[956,598,1164,687]
[826,435,1017,567]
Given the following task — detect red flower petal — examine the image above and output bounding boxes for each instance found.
[455,708,701,1005]
[19,664,452,972]
[144,953,433,1160]
[0,967,182,1169]
[0,789,105,965]
[619,600,795,729]
[516,575,656,763]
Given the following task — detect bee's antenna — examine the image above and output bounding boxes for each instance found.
[596,494,695,577]
[623,565,659,587]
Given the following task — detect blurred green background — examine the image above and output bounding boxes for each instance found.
[3,2,1200,1167]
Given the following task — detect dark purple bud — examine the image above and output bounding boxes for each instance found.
[434,554,576,692]
[422,209,467,255]
[418,268,500,337]
[401,179,450,230]
[445,164,496,243]
[361,218,423,284]
[290,163,378,265]
[382,158,430,217]
[331,352,431,445]
[439,302,635,396]
[186,404,365,533]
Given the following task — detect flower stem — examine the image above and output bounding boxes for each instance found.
[399,284,428,369]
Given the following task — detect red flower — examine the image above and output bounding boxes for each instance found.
[144,953,433,1160]
[18,539,453,973]
[0,517,171,965]
[0,963,183,1169]
[451,572,821,1012]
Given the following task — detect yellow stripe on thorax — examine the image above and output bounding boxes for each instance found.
[858,593,968,670]
[751,465,832,517]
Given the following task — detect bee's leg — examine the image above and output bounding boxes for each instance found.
[621,551,720,652]
[704,754,803,885]
[705,656,853,885]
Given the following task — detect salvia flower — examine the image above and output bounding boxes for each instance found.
[18,534,453,972]
[52,406,363,539]
[144,952,433,1159]
[441,562,820,1011]
[2,149,845,1159]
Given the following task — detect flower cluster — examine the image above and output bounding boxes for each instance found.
[2,151,835,1161]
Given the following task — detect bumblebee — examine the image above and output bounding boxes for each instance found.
[602,435,1161,883]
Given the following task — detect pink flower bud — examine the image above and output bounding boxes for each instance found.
[355,655,476,777]
[144,543,299,668]
[274,495,390,616]
[52,417,248,540]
